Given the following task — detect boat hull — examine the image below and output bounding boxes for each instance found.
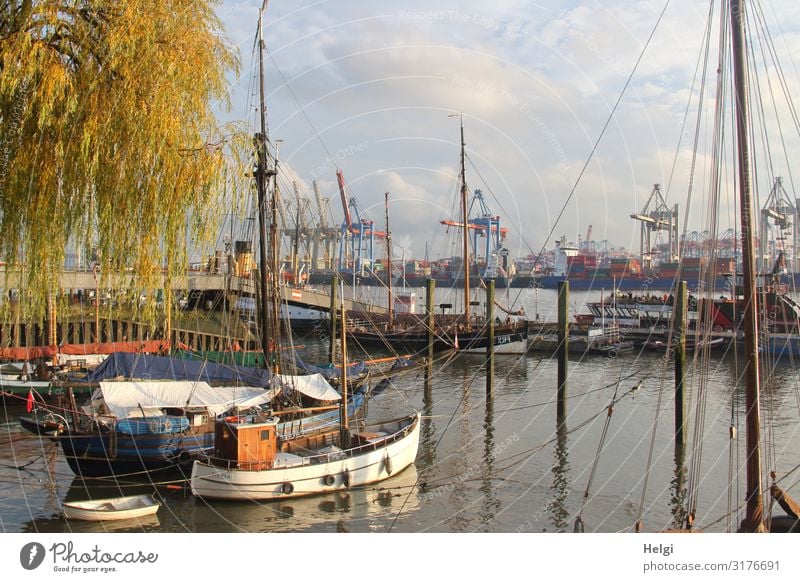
[349,325,528,353]
[190,413,421,501]
[60,428,214,478]
[62,494,160,521]
[55,392,368,478]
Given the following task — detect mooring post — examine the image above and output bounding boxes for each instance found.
[486,279,495,396]
[426,278,436,363]
[674,280,688,448]
[557,280,569,425]
[328,276,338,364]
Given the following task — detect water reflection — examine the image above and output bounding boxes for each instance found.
[670,443,688,530]
[418,362,437,481]
[445,375,473,532]
[478,399,500,530]
[549,423,570,531]
[22,465,422,533]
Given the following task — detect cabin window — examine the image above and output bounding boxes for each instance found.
[260,430,271,441]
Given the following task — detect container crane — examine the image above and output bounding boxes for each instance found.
[759,177,798,272]
[335,170,385,279]
[439,189,509,279]
[630,183,678,270]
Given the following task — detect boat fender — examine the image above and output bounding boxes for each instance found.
[178,452,191,466]
[281,482,294,495]
[323,474,336,486]
[342,469,351,488]
[163,419,172,432]
[384,455,393,476]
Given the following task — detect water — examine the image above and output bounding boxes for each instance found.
[2,288,799,533]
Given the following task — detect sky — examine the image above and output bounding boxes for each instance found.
[212,0,800,264]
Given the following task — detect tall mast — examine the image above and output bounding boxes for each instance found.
[729,0,764,533]
[385,191,394,328]
[255,4,276,367]
[270,142,283,371]
[455,114,471,328]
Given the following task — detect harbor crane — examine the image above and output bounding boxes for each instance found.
[440,189,509,279]
[759,177,799,272]
[335,170,385,278]
[630,183,678,270]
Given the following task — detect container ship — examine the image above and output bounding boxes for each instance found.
[509,237,763,291]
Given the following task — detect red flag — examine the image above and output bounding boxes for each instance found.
[26,390,34,413]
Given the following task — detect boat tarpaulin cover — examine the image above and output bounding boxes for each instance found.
[271,373,341,401]
[87,352,271,386]
[97,381,277,419]
[293,355,368,380]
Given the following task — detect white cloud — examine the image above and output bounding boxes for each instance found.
[215,0,800,262]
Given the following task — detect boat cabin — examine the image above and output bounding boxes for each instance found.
[214,418,279,470]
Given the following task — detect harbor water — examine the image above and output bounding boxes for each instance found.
[2,287,799,534]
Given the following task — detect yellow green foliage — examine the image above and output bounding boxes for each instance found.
[0,0,243,321]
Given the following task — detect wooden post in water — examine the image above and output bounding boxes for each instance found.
[557,281,569,425]
[426,278,436,363]
[674,281,688,448]
[486,279,495,396]
[328,276,338,364]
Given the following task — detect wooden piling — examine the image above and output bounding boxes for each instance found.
[486,279,495,396]
[557,280,569,425]
[426,278,436,363]
[674,280,687,448]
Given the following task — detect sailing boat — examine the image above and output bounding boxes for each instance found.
[189,4,420,501]
[726,0,798,533]
[348,117,528,354]
[642,0,798,533]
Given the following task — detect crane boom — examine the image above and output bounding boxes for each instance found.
[336,170,352,229]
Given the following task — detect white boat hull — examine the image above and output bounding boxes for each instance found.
[190,413,421,501]
[62,494,160,521]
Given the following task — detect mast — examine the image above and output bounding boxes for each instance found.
[270,142,282,372]
[339,290,350,447]
[254,7,274,366]
[453,114,471,329]
[729,0,764,533]
[385,191,394,328]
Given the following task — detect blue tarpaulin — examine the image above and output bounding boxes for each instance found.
[87,352,271,387]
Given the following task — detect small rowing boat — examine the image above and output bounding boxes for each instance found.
[62,494,160,521]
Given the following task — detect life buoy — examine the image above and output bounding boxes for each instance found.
[341,469,351,488]
[281,482,294,495]
[224,416,240,424]
[323,474,336,486]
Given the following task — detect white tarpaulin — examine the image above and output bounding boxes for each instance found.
[271,373,341,401]
[96,381,278,419]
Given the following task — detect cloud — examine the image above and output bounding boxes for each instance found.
[214,0,800,264]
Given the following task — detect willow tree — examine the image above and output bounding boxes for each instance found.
[0,0,241,322]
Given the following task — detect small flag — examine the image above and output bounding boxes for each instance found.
[26,390,34,413]
[454,334,459,350]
